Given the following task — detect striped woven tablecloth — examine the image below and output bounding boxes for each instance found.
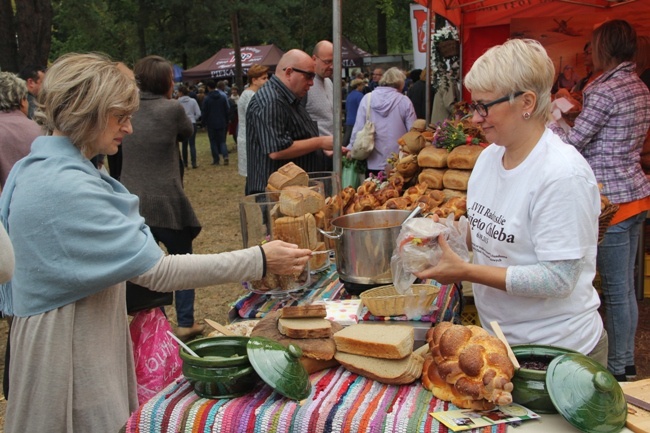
[232,265,462,325]
[125,366,507,433]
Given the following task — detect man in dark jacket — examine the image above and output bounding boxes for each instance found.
[202,79,230,165]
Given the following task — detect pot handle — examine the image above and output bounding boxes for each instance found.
[318,227,342,240]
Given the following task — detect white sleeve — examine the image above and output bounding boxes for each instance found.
[0,224,14,283]
[505,259,583,298]
[130,246,263,292]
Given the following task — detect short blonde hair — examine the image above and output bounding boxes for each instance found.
[379,67,405,90]
[0,72,28,112]
[38,52,139,154]
[464,39,554,121]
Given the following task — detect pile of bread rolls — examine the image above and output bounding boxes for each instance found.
[421,322,515,410]
[330,119,486,220]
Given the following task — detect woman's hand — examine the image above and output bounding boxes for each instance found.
[414,234,467,284]
[261,240,312,275]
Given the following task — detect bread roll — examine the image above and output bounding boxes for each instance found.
[418,168,446,189]
[447,145,483,169]
[267,162,309,190]
[418,146,449,168]
[279,186,325,216]
[442,169,471,191]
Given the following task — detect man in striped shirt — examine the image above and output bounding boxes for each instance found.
[245,49,333,194]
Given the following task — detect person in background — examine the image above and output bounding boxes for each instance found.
[119,55,202,341]
[202,79,230,165]
[365,67,383,93]
[245,49,333,194]
[0,53,311,433]
[236,64,269,192]
[228,85,239,144]
[636,35,650,175]
[177,85,201,169]
[408,68,435,120]
[304,40,334,137]
[17,65,46,119]
[550,20,650,381]
[572,42,599,93]
[343,78,365,148]
[555,64,580,91]
[417,38,607,366]
[0,72,42,187]
[348,67,416,177]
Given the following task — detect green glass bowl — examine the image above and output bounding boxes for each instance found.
[511,344,578,414]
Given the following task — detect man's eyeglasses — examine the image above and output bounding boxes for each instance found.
[469,91,524,117]
[113,113,133,125]
[283,67,316,80]
[315,56,333,66]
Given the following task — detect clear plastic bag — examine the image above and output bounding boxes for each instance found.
[391,214,470,294]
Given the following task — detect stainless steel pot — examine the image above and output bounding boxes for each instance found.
[319,210,410,285]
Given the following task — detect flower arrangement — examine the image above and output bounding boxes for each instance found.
[432,25,461,92]
[431,119,488,152]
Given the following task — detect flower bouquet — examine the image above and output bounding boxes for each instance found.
[431,119,488,152]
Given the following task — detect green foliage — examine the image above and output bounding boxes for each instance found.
[49,0,415,69]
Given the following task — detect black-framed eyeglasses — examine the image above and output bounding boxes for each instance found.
[315,56,333,66]
[113,113,133,125]
[283,67,316,80]
[469,91,524,117]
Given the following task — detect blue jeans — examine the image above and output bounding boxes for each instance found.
[597,211,645,375]
[207,127,227,164]
[149,226,196,328]
[181,124,198,167]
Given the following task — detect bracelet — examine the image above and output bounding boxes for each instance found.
[258,245,267,278]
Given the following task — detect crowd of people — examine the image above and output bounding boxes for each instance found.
[0,17,648,432]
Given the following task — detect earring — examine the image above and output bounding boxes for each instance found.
[523,112,531,120]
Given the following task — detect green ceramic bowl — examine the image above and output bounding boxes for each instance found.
[180,336,260,399]
[511,344,578,414]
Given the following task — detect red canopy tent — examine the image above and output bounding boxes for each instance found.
[182,44,285,82]
[415,0,650,100]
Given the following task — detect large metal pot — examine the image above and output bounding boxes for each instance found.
[320,210,410,287]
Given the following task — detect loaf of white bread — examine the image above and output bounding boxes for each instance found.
[333,324,420,385]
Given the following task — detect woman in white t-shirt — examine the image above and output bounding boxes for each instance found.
[416,39,606,365]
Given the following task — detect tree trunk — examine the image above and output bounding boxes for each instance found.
[137,0,148,58]
[15,0,52,69]
[377,3,387,55]
[231,12,243,91]
[0,0,18,72]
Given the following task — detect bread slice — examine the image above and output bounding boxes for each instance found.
[251,311,341,360]
[334,351,424,385]
[281,304,327,319]
[278,317,332,339]
[333,324,414,359]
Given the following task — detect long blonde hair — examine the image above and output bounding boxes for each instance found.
[38,52,139,154]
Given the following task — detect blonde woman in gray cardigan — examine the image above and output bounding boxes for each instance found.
[119,55,202,340]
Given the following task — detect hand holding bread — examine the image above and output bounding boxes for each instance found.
[260,240,312,275]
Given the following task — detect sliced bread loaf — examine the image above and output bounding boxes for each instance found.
[278,317,332,339]
[334,351,424,385]
[281,304,327,319]
[333,324,414,359]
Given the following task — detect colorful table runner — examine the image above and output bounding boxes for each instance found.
[232,265,462,325]
[125,366,507,433]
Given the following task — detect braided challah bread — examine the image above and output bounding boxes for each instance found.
[421,322,514,410]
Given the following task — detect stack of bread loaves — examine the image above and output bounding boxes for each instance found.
[251,305,340,373]
[333,324,424,385]
[421,322,515,410]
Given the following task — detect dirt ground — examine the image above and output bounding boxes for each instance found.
[0,130,648,427]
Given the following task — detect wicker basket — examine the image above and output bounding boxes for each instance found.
[360,284,440,317]
[598,203,619,244]
[436,39,460,59]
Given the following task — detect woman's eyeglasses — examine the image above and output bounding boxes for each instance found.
[283,67,316,80]
[113,113,133,125]
[469,91,524,117]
